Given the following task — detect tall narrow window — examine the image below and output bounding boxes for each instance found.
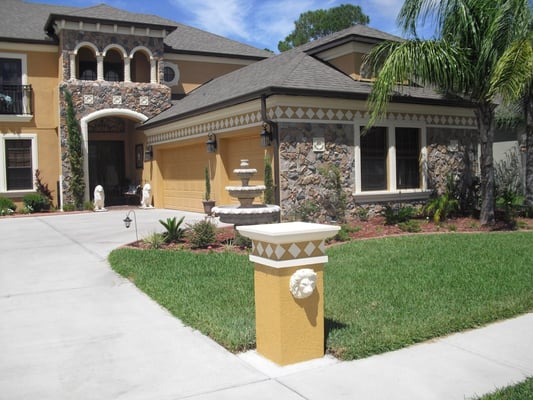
[0,58,22,114]
[395,127,420,189]
[104,49,124,82]
[361,126,387,191]
[5,139,32,190]
[77,47,97,81]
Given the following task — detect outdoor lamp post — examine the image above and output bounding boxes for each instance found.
[123,210,138,241]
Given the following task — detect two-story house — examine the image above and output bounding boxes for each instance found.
[2,0,483,221]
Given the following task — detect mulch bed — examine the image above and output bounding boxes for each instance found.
[126,216,533,254]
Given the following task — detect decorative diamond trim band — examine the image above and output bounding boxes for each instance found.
[251,239,326,261]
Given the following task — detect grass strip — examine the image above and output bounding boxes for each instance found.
[473,377,533,399]
[108,232,533,359]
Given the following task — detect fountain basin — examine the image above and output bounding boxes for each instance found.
[226,185,266,207]
[212,204,281,225]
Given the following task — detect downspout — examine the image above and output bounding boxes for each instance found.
[261,94,281,207]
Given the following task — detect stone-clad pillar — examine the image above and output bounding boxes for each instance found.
[237,222,339,366]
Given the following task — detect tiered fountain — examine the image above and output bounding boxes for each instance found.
[212,159,280,225]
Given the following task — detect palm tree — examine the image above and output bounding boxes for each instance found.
[365,0,533,225]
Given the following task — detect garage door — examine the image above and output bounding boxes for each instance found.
[160,143,205,212]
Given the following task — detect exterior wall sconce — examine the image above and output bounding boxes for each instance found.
[260,122,273,147]
[123,210,138,241]
[206,132,217,153]
[144,145,153,161]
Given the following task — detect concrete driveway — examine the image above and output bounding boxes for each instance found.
[0,209,293,399]
[1,208,532,399]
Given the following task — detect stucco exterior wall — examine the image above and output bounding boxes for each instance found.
[0,48,61,208]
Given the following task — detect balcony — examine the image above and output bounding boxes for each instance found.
[0,85,33,119]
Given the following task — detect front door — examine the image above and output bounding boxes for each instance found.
[88,140,125,205]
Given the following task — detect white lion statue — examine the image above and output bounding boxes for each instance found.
[140,183,153,208]
[289,268,317,299]
[93,185,106,211]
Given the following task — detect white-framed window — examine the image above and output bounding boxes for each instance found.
[354,121,429,201]
[161,62,180,87]
[0,133,37,193]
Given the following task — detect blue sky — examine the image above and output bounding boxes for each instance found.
[33,0,422,52]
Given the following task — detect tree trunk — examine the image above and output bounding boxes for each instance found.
[475,102,496,226]
[525,82,533,209]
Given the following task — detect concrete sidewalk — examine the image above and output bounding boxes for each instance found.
[0,208,531,399]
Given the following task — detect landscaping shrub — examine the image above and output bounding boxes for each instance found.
[382,204,415,225]
[159,216,186,243]
[398,220,421,232]
[424,192,460,223]
[143,232,165,249]
[187,219,217,248]
[23,193,50,213]
[0,196,16,215]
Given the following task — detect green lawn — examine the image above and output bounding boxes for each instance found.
[108,232,533,360]
[473,377,533,399]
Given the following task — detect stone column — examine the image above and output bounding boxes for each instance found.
[124,57,131,82]
[150,59,157,84]
[69,53,76,80]
[96,55,104,81]
[237,222,339,366]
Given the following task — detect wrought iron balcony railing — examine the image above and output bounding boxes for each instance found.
[0,85,33,115]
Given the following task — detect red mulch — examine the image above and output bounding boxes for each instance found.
[126,217,533,253]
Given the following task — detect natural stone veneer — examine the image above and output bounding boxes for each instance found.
[427,127,479,210]
[279,122,479,222]
[59,80,171,205]
[279,122,355,222]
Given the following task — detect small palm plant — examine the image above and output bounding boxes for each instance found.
[424,193,460,224]
[159,216,186,243]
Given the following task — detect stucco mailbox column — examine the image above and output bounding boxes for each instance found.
[237,222,340,366]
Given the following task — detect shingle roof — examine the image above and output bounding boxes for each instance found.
[1,1,271,58]
[57,3,179,28]
[0,0,76,43]
[165,24,272,59]
[142,33,456,128]
[300,24,402,54]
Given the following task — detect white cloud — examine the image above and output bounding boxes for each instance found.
[169,0,251,39]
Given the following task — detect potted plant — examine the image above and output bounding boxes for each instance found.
[202,166,215,214]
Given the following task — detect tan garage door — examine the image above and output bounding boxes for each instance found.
[160,143,205,212]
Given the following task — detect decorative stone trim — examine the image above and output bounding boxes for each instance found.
[147,105,476,146]
[251,239,326,260]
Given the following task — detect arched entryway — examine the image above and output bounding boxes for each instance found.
[80,109,148,205]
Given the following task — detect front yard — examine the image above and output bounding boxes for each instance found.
[108,228,533,360]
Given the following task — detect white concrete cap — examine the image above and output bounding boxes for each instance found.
[237,222,340,244]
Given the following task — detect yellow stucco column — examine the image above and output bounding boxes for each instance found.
[237,222,340,366]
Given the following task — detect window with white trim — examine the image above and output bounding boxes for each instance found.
[0,134,37,192]
[355,123,427,198]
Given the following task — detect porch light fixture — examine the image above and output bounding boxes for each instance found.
[260,122,272,147]
[206,132,217,153]
[123,210,138,241]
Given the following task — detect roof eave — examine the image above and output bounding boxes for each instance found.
[141,87,473,131]
[44,13,178,34]
[164,46,271,61]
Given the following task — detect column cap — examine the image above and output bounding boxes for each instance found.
[237,222,340,244]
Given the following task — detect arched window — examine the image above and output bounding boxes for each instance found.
[104,49,124,82]
[77,47,97,81]
[131,51,150,83]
